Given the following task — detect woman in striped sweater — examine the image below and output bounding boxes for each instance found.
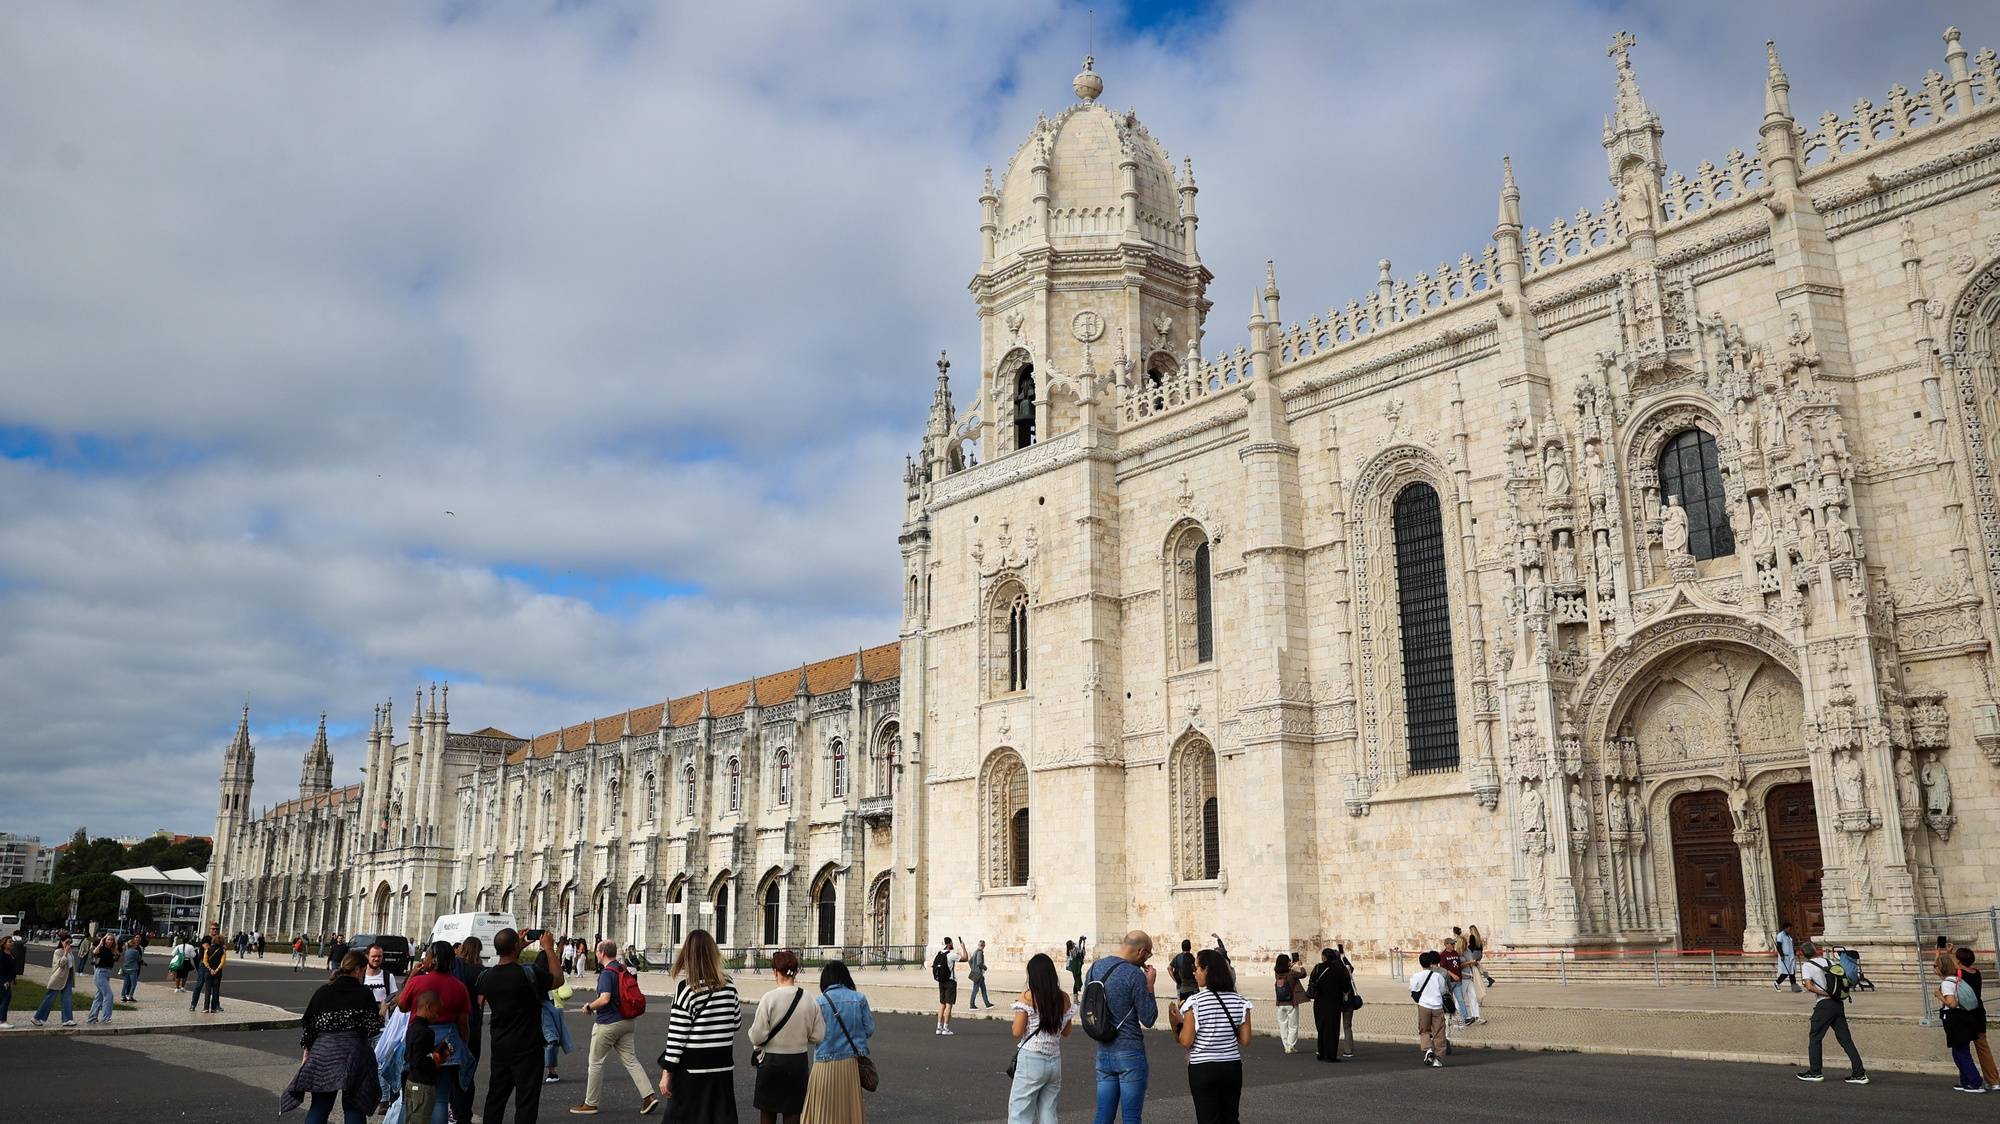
[654,929,741,1123]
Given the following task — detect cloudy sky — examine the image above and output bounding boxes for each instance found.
[1,0,1991,845]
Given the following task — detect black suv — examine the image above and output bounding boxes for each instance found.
[346,934,412,976]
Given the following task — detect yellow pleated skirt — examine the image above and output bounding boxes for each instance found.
[799,1056,864,1124]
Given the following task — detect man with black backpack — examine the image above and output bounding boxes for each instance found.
[933,935,965,1036]
[1796,938,1868,1085]
[1082,930,1159,1123]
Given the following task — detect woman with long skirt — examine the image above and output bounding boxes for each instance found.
[1307,947,1352,1062]
[654,929,741,1124]
[802,960,874,1124]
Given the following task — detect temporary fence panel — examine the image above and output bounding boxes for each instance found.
[1911,907,2000,1027]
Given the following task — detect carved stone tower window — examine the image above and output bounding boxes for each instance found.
[727,756,741,813]
[682,765,696,821]
[981,749,1030,888]
[1013,368,1037,450]
[1659,428,1735,559]
[1393,482,1461,774]
[644,770,657,824]
[830,738,847,799]
[775,749,791,806]
[1172,736,1220,881]
[990,579,1031,695]
[1168,523,1215,669]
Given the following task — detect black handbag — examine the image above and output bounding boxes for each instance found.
[751,988,804,1068]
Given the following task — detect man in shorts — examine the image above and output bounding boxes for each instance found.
[933,935,965,1035]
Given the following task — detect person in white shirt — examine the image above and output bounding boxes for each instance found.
[1168,948,1253,1120]
[1796,939,1867,1084]
[362,943,398,1016]
[1007,953,1075,1124]
[1410,949,1451,1067]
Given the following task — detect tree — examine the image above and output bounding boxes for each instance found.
[55,834,128,880]
[0,882,59,924]
[50,874,151,928]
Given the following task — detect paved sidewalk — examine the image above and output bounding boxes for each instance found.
[6,951,299,1037]
[633,960,1952,1077]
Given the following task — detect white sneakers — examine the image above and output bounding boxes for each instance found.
[935,1024,955,1036]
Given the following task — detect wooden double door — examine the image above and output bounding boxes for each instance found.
[1669,782,1823,948]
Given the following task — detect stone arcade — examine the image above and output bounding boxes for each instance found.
[215,28,2000,963]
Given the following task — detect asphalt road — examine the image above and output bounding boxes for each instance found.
[1,959,1978,1123]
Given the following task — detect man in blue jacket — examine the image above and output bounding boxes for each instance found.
[1089,930,1159,1124]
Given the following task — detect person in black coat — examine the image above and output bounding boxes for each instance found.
[1307,947,1354,1062]
[281,951,386,1120]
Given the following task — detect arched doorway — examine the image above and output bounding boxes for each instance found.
[1766,783,1824,936]
[814,877,837,947]
[592,879,610,942]
[627,880,648,955]
[1669,790,1744,948]
[666,878,685,949]
[867,874,890,950]
[761,879,781,946]
[372,883,391,932]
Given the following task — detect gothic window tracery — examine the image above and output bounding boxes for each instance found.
[872,722,900,797]
[682,765,696,820]
[1167,523,1215,669]
[1393,482,1461,774]
[644,770,657,824]
[1658,428,1735,560]
[830,738,847,799]
[727,757,742,813]
[981,749,1030,888]
[775,749,791,806]
[989,579,1031,695]
[1171,736,1220,881]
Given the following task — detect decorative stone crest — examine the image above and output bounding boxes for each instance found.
[1072,309,1105,343]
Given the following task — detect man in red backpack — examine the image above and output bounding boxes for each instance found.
[573,940,659,1115]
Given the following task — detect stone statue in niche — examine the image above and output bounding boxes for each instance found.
[1662,497,1690,556]
[1545,447,1570,499]
[1826,506,1854,560]
[1734,403,1758,458]
[1618,166,1658,232]
[1567,781,1590,832]
[1594,535,1617,596]
[1921,755,1953,817]
[1627,788,1646,842]
[1585,444,1609,503]
[1608,786,1630,832]
[1835,751,1866,810]
[1519,780,1546,834]
[1749,496,1774,554]
[1554,532,1578,583]
[1895,751,1920,816]
[1764,395,1786,449]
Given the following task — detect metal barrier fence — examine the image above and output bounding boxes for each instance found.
[719,944,928,969]
[1387,945,1778,986]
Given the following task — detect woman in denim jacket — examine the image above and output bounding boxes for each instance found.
[802,961,874,1124]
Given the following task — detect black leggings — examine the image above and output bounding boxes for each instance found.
[1188,1060,1242,1124]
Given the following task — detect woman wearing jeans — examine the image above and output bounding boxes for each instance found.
[119,936,145,1001]
[1168,949,1252,1124]
[87,934,118,1024]
[1007,953,1074,1124]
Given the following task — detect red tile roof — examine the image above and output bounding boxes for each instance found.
[506,641,899,765]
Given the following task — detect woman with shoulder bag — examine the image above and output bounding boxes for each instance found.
[1411,950,1451,1068]
[1272,954,1307,1055]
[654,929,741,1124]
[802,960,875,1124]
[1938,950,1988,1092]
[750,949,824,1124]
[1307,947,1352,1062]
[1168,949,1253,1124]
[1006,953,1073,1124]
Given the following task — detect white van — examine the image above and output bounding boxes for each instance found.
[0,913,19,941]
[429,912,517,955]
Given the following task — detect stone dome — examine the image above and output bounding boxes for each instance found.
[992,67,1187,260]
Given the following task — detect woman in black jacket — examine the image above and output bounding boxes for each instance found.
[1307,947,1354,1062]
[281,951,385,1124]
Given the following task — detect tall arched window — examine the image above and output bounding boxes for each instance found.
[573,785,585,833]
[682,765,696,820]
[606,775,621,829]
[712,876,731,947]
[1658,428,1735,560]
[991,580,1031,695]
[830,739,847,798]
[1172,737,1220,882]
[814,876,837,946]
[727,757,741,813]
[644,771,657,824]
[873,724,900,798]
[1392,482,1461,774]
[1013,367,1037,449]
[1169,524,1215,669]
[761,880,781,945]
[775,750,791,806]
[982,750,1031,888]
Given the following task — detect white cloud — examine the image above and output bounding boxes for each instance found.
[0,0,1991,840]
